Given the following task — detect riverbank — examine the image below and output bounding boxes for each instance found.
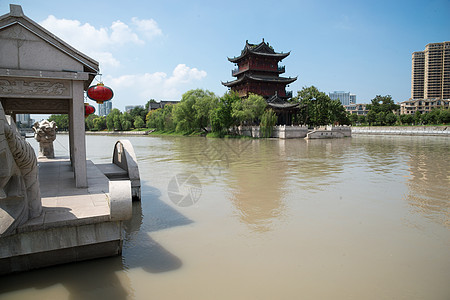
[352,126,449,136]
[57,125,449,137]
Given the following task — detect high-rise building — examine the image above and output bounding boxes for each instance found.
[411,42,450,100]
[411,51,425,99]
[329,91,356,106]
[98,101,112,116]
[16,113,31,126]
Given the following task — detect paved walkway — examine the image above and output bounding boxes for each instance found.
[18,158,111,233]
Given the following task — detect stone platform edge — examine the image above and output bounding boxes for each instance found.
[0,160,132,275]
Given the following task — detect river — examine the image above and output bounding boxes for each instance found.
[1,134,449,299]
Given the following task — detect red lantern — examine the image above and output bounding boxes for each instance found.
[87,83,113,104]
[84,103,95,117]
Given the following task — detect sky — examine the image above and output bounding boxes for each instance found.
[1,0,449,112]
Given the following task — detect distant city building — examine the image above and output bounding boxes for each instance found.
[399,99,449,115]
[16,113,32,126]
[125,105,143,112]
[98,101,112,116]
[147,101,179,111]
[344,103,369,116]
[329,91,356,106]
[411,41,450,100]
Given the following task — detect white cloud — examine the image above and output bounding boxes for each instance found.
[165,64,208,87]
[106,64,207,107]
[131,17,163,39]
[110,20,144,45]
[39,15,162,68]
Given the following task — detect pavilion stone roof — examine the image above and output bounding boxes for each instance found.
[222,73,297,87]
[0,4,99,89]
[228,39,290,63]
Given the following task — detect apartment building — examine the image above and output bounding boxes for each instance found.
[411,41,450,100]
[411,51,425,99]
[344,103,369,116]
[400,99,449,115]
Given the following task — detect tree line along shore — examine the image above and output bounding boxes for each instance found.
[46,86,449,137]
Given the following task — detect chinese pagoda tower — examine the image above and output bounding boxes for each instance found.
[222,39,297,99]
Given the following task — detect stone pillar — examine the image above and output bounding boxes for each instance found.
[69,112,74,166]
[70,81,87,188]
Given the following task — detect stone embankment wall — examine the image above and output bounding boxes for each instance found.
[237,125,309,138]
[237,125,351,139]
[352,126,449,136]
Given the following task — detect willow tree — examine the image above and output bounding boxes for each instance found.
[173,89,217,133]
[231,93,266,126]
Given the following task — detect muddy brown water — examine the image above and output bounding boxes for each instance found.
[1,134,449,299]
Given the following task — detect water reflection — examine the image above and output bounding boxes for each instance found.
[226,139,288,232]
[352,136,409,177]
[288,139,351,191]
[402,138,450,227]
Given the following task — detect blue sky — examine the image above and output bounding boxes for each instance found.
[1,0,449,111]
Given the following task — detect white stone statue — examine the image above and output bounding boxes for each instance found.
[33,120,57,158]
[0,103,42,237]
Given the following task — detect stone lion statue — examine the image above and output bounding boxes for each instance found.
[33,120,57,158]
[0,103,42,237]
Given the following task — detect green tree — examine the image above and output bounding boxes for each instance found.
[146,108,162,129]
[385,112,398,125]
[134,116,144,129]
[84,114,98,130]
[349,113,359,125]
[120,112,133,130]
[93,116,106,131]
[130,106,147,123]
[366,95,400,125]
[173,89,217,132]
[210,91,240,135]
[400,114,414,125]
[367,110,376,126]
[292,86,347,126]
[85,114,96,131]
[358,115,367,125]
[260,108,277,137]
[146,103,176,131]
[376,111,386,125]
[106,108,121,131]
[162,104,176,131]
[439,108,450,124]
[329,99,350,125]
[113,115,122,130]
[231,93,266,125]
[414,111,422,125]
[48,114,69,131]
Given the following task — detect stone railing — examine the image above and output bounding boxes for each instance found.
[352,126,449,136]
[237,125,309,138]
